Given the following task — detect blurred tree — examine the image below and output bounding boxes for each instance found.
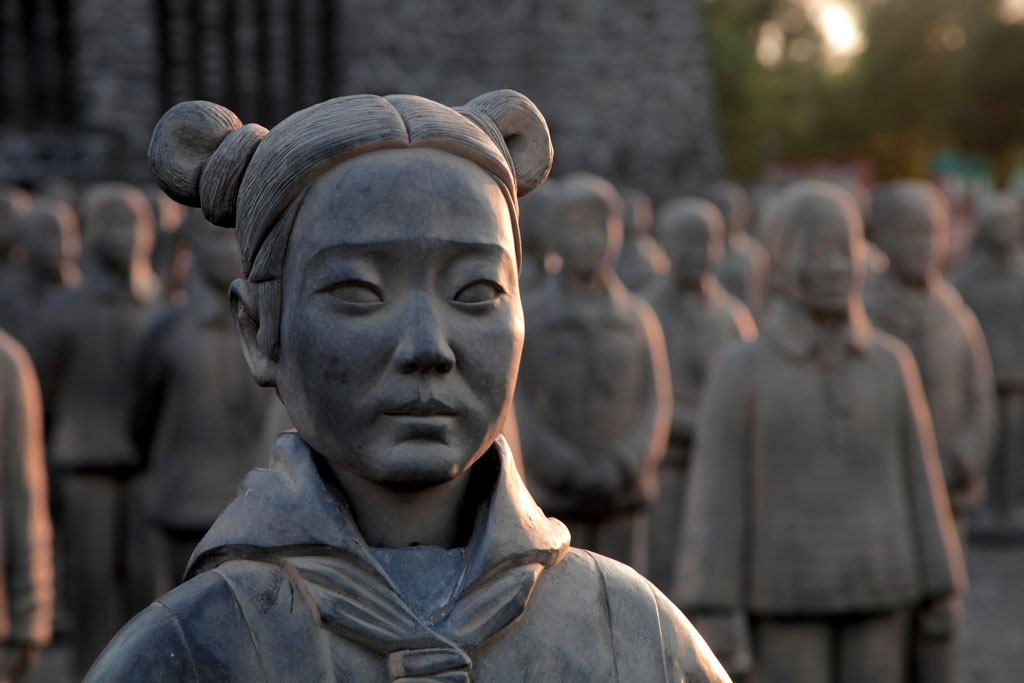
[703,0,1024,182]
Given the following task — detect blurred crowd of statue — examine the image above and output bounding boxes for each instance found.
[0,179,277,680]
[0,98,1022,681]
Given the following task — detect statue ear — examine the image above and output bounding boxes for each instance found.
[230,278,277,387]
[463,90,553,197]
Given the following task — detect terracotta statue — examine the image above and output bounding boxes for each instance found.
[0,330,54,683]
[615,188,671,292]
[517,178,559,298]
[951,193,1024,532]
[86,91,727,681]
[35,183,156,675]
[143,184,189,303]
[132,211,274,590]
[676,181,966,683]
[0,185,31,295]
[515,173,672,572]
[705,181,770,320]
[864,180,996,543]
[0,199,81,374]
[643,198,756,594]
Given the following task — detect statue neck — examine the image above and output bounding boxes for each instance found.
[327,461,475,549]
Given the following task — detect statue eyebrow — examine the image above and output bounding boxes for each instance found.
[304,240,514,274]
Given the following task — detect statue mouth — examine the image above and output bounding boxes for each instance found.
[384,396,458,418]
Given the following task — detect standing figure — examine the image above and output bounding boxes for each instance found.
[0,185,31,296]
[36,183,156,676]
[0,331,54,683]
[707,181,770,320]
[133,212,272,589]
[677,181,966,683]
[516,173,671,571]
[643,198,756,593]
[864,180,996,543]
[951,193,1024,533]
[85,92,726,681]
[615,189,671,292]
[0,199,80,370]
[143,184,189,303]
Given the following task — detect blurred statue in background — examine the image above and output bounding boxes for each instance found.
[0,199,81,374]
[35,183,156,676]
[132,211,272,590]
[87,92,726,682]
[643,198,756,594]
[864,180,996,543]
[143,184,189,303]
[516,172,671,571]
[951,193,1024,535]
[0,331,54,683]
[0,185,31,294]
[705,181,770,320]
[517,178,559,298]
[615,188,670,292]
[677,181,966,683]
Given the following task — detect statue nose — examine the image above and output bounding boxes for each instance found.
[394,298,456,374]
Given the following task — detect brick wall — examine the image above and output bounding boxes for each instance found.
[0,0,722,197]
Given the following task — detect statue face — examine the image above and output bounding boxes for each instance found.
[555,198,615,278]
[92,202,139,274]
[192,224,242,290]
[663,215,720,285]
[276,149,522,490]
[887,203,943,284]
[790,209,858,315]
[983,200,1023,251]
[26,216,65,277]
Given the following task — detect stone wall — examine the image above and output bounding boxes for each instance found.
[0,0,722,197]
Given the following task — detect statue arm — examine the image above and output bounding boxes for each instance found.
[130,311,178,466]
[602,303,672,486]
[1,342,54,648]
[952,310,996,483]
[673,344,753,617]
[895,343,967,600]
[513,344,601,503]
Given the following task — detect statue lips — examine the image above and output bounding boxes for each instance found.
[382,396,458,440]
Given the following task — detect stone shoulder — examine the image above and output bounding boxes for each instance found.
[579,550,730,682]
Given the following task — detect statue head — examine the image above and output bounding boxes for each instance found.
[762,180,866,316]
[622,189,653,241]
[705,180,750,237]
[80,183,156,284]
[0,184,32,257]
[655,197,725,288]
[149,90,553,490]
[21,198,80,285]
[974,192,1023,254]
[548,173,624,281]
[517,178,559,261]
[872,180,949,286]
[181,209,241,292]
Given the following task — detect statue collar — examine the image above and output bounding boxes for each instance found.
[763,296,873,361]
[185,432,570,591]
[185,432,569,681]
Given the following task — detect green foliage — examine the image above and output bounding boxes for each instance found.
[704,0,1024,182]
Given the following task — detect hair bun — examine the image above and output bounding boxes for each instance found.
[463,90,553,197]
[148,101,266,227]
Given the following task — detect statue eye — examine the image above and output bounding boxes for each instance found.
[322,281,384,305]
[454,280,503,305]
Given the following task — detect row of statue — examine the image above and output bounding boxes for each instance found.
[0,88,1020,682]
